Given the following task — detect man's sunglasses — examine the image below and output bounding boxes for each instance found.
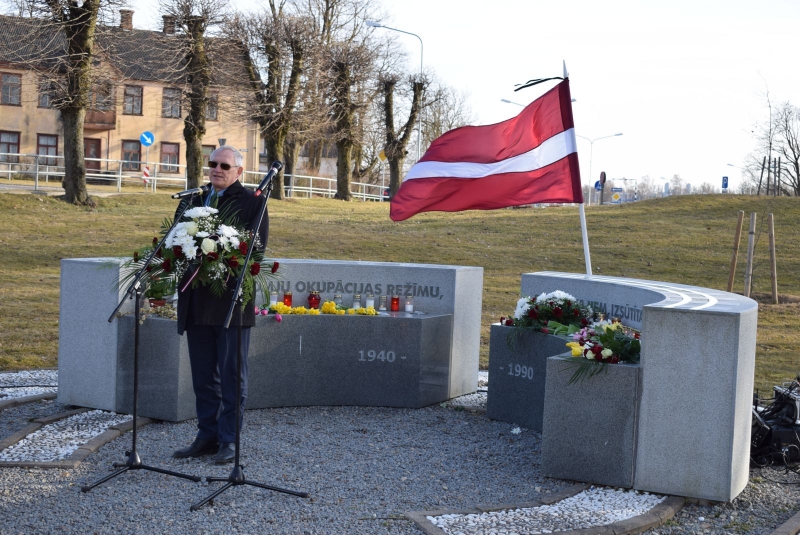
[208,161,235,170]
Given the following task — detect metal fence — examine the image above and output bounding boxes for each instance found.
[0,152,386,201]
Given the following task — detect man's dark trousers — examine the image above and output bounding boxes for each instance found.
[185,322,250,443]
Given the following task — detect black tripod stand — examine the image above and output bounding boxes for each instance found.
[82,199,202,492]
[191,162,308,511]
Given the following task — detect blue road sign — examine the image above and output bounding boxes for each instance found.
[722,176,728,189]
[594,180,602,191]
[140,131,155,147]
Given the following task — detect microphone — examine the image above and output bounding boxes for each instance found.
[254,161,283,197]
[172,184,210,199]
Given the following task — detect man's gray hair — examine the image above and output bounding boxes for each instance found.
[212,145,244,168]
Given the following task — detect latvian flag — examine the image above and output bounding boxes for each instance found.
[390,79,583,221]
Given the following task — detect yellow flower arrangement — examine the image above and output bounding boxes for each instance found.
[320,301,339,314]
[356,306,378,316]
[269,303,293,314]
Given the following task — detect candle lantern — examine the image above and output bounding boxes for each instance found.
[365,294,375,308]
[404,295,414,313]
[390,295,400,312]
[378,296,388,311]
[308,291,321,309]
[283,291,293,307]
[352,294,362,310]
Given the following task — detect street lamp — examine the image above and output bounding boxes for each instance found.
[367,20,423,161]
[576,133,623,204]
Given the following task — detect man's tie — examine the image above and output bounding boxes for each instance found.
[207,190,219,208]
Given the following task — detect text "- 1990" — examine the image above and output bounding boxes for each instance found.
[358,349,397,362]
[507,363,534,380]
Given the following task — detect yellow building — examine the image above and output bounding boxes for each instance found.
[0,11,259,179]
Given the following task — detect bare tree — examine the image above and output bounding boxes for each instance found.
[669,174,685,195]
[160,0,227,189]
[772,101,800,196]
[2,0,124,205]
[636,175,657,199]
[422,83,474,149]
[381,75,423,196]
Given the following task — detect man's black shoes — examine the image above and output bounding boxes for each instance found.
[213,442,235,464]
[173,437,219,459]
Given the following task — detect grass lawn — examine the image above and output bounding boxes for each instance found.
[1,190,797,395]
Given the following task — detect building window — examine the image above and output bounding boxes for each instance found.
[160,142,180,173]
[122,140,141,171]
[206,93,218,121]
[1,73,22,105]
[123,85,143,115]
[202,144,215,176]
[37,134,58,166]
[162,88,181,118]
[89,82,114,111]
[0,131,20,162]
[38,80,57,108]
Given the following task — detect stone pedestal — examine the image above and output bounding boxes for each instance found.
[540,356,641,488]
[486,326,572,432]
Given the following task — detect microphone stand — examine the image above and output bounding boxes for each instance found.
[82,198,202,492]
[191,166,308,511]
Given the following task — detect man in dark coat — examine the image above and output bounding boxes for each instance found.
[173,146,268,464]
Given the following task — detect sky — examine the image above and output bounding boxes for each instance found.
[130,0,800,192]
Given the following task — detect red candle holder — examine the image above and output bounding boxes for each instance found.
[308,291,321,309]
[390,295,400,312]
[283,291,293,307]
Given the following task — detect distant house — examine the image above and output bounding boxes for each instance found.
[0,10,259,177]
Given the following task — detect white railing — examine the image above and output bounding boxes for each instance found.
[0,152,387,201]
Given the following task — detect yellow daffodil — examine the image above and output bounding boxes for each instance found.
[566,341,583,357]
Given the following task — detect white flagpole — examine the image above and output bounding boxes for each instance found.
[564,60,593,276]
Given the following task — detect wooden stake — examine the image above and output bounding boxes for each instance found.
[727,210,744,292]
[769,213,778,304]
[744,212,757,297]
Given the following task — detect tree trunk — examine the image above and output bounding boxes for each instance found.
[335,140,352,200]
[267,132,286,199]
[183,16,210,189]
[60,107,93,206]
[388,156,403,196]
[382,79,424,198]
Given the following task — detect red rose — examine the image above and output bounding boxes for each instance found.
[528,309,538,319]
[580,318,589,327]
[499,316,506,324]
[566,300,572,307]
[239,242,249,255]
[553,306,563,318]
[206,252,219,261]
[172,246,184,259]
[162,258,171,272]
[250,262,261,275]
[152,237,158,246]
[540,327,550,334]
[145,265,152,272]
[504,319,513,326]
[634,333,640,339]
[610,356,620,364]
[271,261,279,273]
[228,257,240,269]
[573,308,581,317]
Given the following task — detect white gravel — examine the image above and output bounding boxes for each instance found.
[1,369,799,534]
[0,370,58,400]
[0,410,130,462]
[429,487,666,534]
